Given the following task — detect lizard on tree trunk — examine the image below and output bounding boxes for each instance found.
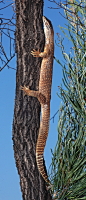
[21,16,54,185]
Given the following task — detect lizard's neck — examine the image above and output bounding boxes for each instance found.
[45,35,53,45]
[45,39,50,44]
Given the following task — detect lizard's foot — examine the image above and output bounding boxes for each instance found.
[20,85,30,97]
[31,49,40,57]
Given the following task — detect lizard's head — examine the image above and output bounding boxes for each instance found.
[42,16,54,38]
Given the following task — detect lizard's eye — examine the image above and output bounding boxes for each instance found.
[44,21,48,26]
[45,22,50,30]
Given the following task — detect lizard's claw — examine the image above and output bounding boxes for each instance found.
[20,85,30,97]
[31,49,40,57]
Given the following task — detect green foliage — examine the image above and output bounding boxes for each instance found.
[49,0,86,199]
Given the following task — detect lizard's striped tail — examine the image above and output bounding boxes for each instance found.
[36,104,50,184]
[36,153,49,183]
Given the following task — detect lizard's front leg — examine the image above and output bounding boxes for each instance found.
[31,49,40,57]
[31,47,49,58]
[20,85,46,104]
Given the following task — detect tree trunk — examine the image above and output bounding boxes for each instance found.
[12,0,52,199]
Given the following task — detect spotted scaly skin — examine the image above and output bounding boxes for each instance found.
[21,16,54,185]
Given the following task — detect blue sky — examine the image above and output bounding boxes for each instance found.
[0,0,74,199]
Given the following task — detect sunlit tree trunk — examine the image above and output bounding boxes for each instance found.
[12,0,52,199]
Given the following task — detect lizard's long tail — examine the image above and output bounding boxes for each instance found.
[36,104,50,184]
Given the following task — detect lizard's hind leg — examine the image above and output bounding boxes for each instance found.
[20,85,46,104]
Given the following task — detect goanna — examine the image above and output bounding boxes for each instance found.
[21,16,54,185]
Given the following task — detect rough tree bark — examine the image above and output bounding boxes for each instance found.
[12,0,52,199]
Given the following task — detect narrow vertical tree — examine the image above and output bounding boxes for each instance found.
[12,0,52,199]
